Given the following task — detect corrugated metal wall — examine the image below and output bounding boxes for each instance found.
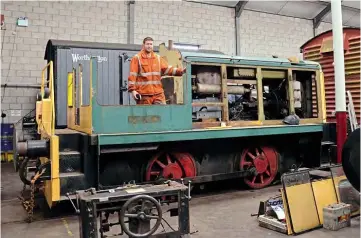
[301,28,360,123]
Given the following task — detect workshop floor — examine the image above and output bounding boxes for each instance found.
[1,162,360,238]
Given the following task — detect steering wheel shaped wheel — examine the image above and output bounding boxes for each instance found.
[120,195,162,238]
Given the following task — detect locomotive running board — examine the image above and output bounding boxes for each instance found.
[98,170,253,191]
[183,170,253,184]
[100,144,159,153]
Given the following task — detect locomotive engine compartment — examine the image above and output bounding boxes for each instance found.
[188,64,319,123]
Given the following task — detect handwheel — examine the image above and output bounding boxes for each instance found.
[120,195,162,238]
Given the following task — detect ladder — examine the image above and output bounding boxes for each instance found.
[347,90,359,132]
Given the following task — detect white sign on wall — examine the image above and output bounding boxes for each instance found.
[10,110,21,117]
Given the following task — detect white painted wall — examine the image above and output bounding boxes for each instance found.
[0,1,337,123]
[239,11,314,57]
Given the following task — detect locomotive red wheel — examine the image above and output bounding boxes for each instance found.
[240,146,279,189]
[145,152,196,181]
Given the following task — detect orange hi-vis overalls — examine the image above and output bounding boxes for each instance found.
[128,50,184,104]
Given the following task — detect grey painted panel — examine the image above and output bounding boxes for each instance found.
[70,48,110,106]
[99,49,118,105]
[54,47,142,127]
[56,49,73,127]
[62,48,121,107]
[120,50,139,106]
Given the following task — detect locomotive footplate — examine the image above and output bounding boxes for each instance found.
[76,181,191,238]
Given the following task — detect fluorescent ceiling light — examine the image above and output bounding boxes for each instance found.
[172,43,200,50]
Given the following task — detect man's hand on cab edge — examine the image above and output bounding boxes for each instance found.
[131,91,141,101]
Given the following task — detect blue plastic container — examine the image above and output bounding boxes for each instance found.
[1,123,14,136]
[1,123,14,152]
[1,140,13,152]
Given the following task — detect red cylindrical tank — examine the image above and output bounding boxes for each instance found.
[300,28,360,123]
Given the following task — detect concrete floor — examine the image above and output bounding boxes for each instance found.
[1,162,360,238]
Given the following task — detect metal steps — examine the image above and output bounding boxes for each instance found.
[55,129,89,195]
[59,150,86,195]
[59,171,87,195]
[59,150,82,173]
[56,129,83,152]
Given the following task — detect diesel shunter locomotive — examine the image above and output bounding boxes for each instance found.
[14,39,327,210]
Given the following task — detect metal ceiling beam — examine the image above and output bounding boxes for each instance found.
[184,0,235,8]
[235,1,248,56]
[342,5,361,13]
[235,17,241,55]
[127,1,135,44]
[313,3,331,29]
[235,1,248,18]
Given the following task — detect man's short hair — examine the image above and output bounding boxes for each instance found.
[143,37,153,44]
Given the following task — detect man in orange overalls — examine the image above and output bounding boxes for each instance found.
[128,37,186,105]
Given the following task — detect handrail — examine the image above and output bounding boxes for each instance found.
[40,61,55,136]
[50,61,55,135]
[347,90,359,132]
